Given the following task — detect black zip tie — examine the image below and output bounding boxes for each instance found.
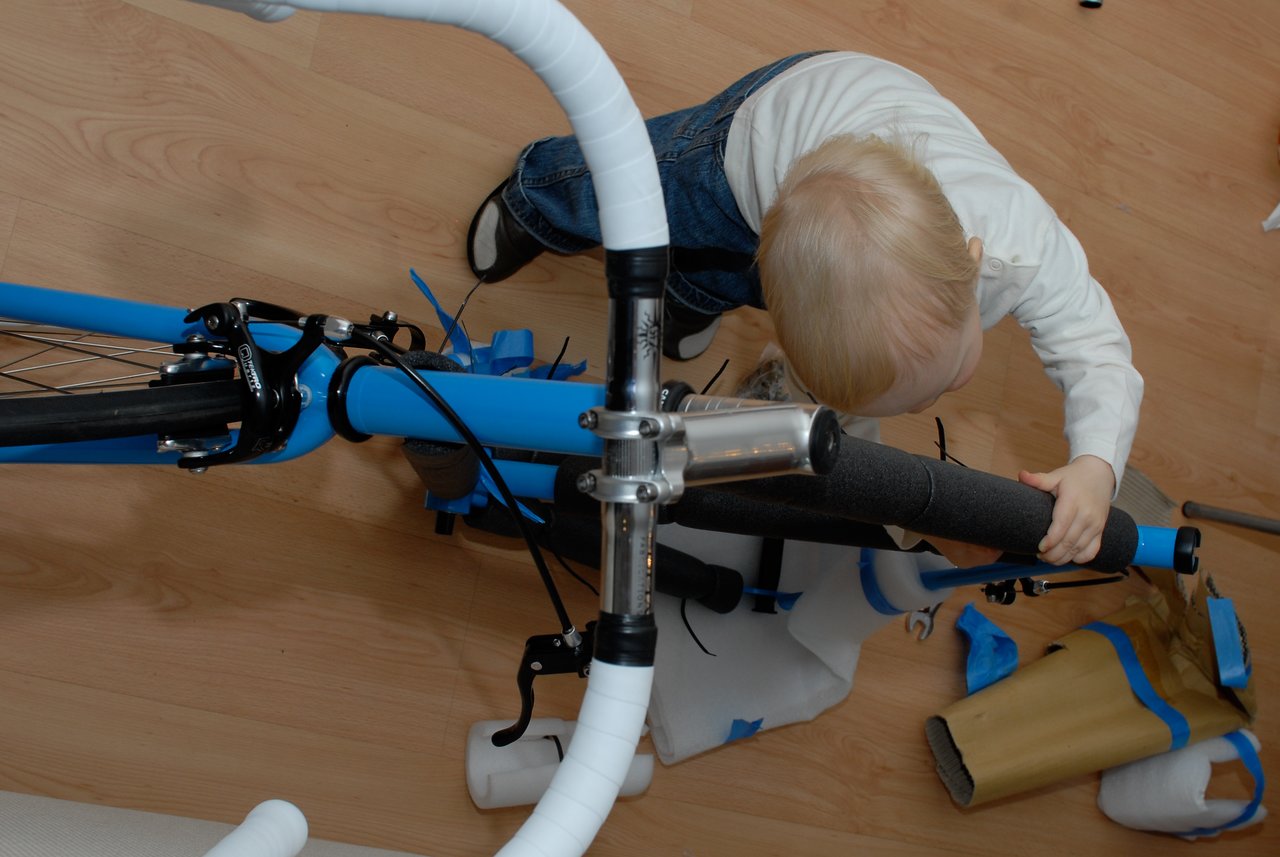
[680,598,716,657]
[552,547,598,597]
[435,276,485,354]
[700,358,731,395]
[934,416,968,468]
[546,335,570,380]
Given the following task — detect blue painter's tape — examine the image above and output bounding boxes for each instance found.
[726,718,764,744]
[425,492,481,514]
[741,587,803,611]
[520,357,588,381]
[1207,597,1250,689]
[1083,621,1190,750]
[410,269,471,360]
[956,603,1018,694]
[410,269,587,382]
[858,549,902,616]
[1177,731,1266,838]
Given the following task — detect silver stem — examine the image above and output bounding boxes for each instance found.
[599,294,663,617]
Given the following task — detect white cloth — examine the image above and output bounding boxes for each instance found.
[647,526,930,764]
[1097,730,1267,839]
[1264,198,1280,231]
[723,52,1143,482]
[0,791,421,857]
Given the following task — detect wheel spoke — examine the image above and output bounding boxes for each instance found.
[0,321,169,398]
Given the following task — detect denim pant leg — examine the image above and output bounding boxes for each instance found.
[502,53,825,314]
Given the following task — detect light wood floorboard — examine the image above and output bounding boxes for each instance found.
[0,1,1277,855]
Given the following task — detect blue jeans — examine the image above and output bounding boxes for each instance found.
[501,53,823,315]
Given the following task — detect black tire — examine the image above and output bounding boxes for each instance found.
[0,380,243,446]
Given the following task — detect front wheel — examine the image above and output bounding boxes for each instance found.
[0,321,243,446]
[0,380,243,446]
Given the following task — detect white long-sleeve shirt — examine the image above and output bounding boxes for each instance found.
[724,52,1143,481]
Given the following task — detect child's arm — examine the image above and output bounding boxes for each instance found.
[997,216,1141,566]
[1018,454,1116,565]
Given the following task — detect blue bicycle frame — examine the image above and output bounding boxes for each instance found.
[0,279,605,477]
[0,277,1195,576]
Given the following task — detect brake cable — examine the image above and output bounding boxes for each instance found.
[351,329,582,648]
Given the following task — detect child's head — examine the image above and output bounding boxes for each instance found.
[758,134,982,416]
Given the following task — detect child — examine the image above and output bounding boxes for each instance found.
[467,51,1143,568]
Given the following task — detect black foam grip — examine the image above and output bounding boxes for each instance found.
[553,453,897,548]
[462,501,745,613]
[706,435,1139,573]
[551,438,1140,572]
[664,488,900,550]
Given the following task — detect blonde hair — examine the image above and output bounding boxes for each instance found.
[758,134,978,413]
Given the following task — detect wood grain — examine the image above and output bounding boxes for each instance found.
[1,1,1277,855]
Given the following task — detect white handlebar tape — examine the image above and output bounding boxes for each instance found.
[203,800,309,857]
[182,5,666,856]
[496,661,654,857]
[467,717,654,810]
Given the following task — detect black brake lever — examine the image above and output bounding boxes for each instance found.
[491,622,594,748]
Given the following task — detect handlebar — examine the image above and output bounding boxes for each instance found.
[186,2,667,856]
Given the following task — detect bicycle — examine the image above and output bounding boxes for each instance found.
[0,1,1201,855]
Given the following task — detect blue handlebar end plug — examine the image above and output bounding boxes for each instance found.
[1080,1,1102,8]
[1133,525,1201,573]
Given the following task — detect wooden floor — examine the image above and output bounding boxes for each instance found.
[1,1,1278,854]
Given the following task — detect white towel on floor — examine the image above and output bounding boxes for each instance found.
[1097,729,1266,839]
[647,527,918,764]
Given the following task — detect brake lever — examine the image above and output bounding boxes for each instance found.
[491,622,595,748]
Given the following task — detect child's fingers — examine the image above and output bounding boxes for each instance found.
[1044,505,1106,565]
[1021,468,1076,554]
[1037,490,1074,553]
[1018,469,1057,493]
[1038,515,1076,564]
[1041,498,1107,565]
[1029,461,1116,565]
[1074,532,1103,564]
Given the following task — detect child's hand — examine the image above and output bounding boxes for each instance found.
[1018,455,1117,565]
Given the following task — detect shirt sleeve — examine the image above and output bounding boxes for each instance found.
[1006,219,1144,490]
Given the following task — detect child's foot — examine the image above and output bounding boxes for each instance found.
[467,180,547,282]
[664,301,722,360]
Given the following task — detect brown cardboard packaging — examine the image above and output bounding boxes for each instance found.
[926,570,1255,806]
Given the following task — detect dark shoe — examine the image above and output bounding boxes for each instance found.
[663,301,722,361]
[467,180,546,282]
